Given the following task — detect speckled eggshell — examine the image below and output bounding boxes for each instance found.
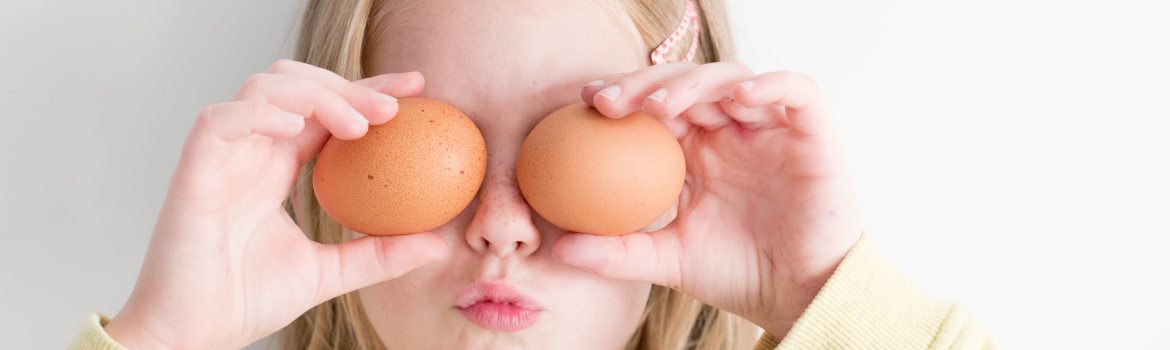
[516,102,686,235]
[313,97,486,236]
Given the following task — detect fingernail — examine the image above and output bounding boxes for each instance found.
[597,85,622,101]
[374,92,397,106]
[349,106,368,125]
[283,112,305,125]
[665,118,690,138]
[647,87,668,103]
[584,80,605,89]
[738,80,756,92]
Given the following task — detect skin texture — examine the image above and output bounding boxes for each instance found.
[105,64,449,350]
[105,0,863,348]
[356,2,653,348]
[566,62,864,338]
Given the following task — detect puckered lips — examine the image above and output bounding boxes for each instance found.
[454,282,544,332]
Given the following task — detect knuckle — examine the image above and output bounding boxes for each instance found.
[244,100,269,118]
[668,71,704,91]
[792,72,824,97]
[598,73,624,84]
[758,71,823,99]
[725,60,753,74]
[288,76,322,92]
[195,104,224,132]
[611,74,638,88]
[342,80,372,97]
[780,71,818,87]
[239,73,270,96]
[197,103,218,118]
[267,59,298,73]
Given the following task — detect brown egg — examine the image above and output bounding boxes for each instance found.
[313,97,486,236]
[517,103,685,235]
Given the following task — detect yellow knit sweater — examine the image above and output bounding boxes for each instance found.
[69,236,994,349]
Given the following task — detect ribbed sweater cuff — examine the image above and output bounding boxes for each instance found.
[776,235,954,349]
[68,313,128,350]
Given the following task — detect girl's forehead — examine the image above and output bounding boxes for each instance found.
[365,0,647,125]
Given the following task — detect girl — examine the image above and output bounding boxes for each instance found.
[71,0,993,349]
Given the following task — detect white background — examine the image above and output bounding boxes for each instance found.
[2,0,1168,348]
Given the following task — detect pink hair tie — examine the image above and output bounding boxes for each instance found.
[650,0,701,65]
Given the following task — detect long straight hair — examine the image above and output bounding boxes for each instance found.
[280,1,757,349]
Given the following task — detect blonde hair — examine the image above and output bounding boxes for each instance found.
[281,1,757,349]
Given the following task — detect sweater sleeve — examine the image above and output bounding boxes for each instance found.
[68,313,128,350]
[753,235,995,350]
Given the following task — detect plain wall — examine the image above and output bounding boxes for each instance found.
[2,0,1167,348]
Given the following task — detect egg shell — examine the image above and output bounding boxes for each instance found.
[313,97,486,236]
[517,102,685,235]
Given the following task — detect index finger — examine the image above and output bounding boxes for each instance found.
[267,59,426,125]
[732,71,831,139]
[285,72,426,164]
[269,60,426,98]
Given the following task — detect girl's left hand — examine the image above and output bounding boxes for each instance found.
[552,62,864,337]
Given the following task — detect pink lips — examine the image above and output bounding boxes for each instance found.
[455,282,543,332]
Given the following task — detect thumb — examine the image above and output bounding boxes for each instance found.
[353,71,426,100]
[551,230,682,289]
[314,232,448,302]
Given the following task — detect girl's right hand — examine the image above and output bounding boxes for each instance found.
[103,60,449,350]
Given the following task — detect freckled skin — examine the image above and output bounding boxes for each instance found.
[354,1,656,349]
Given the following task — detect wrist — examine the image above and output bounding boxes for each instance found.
[755,287,818,339]
[105,314,176,350]
[756,258,841,338]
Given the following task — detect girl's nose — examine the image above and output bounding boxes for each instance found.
[464,170,540,258]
